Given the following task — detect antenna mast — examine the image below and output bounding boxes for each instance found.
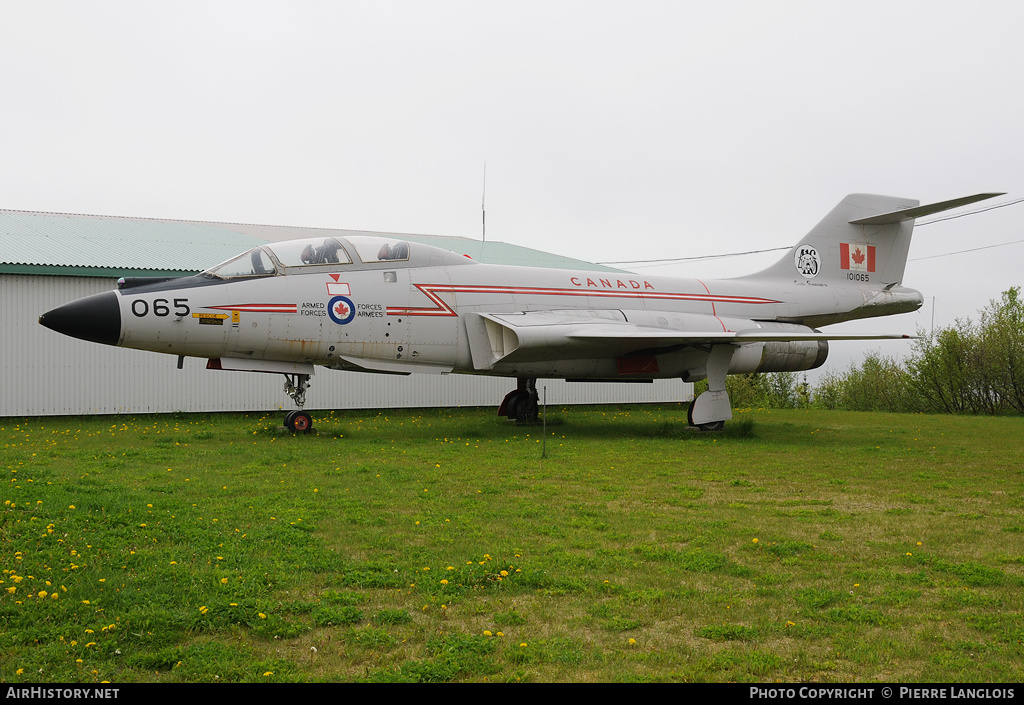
[481,161,487,242]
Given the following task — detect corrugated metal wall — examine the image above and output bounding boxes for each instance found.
[3,274,692,417]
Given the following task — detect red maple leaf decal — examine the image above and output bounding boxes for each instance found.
[334,301,350,317]
[851,247,865,265]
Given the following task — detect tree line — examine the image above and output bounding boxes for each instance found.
[706,288,1024,415]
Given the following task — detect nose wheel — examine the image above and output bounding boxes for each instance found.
[284,409,313,434]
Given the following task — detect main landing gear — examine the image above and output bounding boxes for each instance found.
[687,345,735,432]
[499,377,539,423]
[283,373,314,434]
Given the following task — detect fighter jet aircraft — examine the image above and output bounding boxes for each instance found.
[39,192,1000,432]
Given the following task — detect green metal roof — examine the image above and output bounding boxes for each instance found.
[0,211,264,275]
[0,209,622,276]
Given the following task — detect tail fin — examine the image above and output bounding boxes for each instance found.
[756,193,1002,288]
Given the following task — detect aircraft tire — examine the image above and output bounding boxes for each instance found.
[505,390,539,422]
[687,400,725,432]
[287,411,313,434]
[515,396,538,423]
[505,391,524,420]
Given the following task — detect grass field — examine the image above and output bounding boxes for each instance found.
[1,405,1022,683]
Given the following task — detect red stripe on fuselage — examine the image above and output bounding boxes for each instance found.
[206,304,298,313]
[386,284,779,317]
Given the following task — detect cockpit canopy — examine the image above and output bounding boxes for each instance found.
[203,235,471,279]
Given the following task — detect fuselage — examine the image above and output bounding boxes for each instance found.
[39,235,922,384]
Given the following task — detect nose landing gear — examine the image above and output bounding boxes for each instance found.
[283,373,314,434]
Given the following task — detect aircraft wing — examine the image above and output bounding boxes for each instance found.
[464,310,912,370]
[568,326,912,344]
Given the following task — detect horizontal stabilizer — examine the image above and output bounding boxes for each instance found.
[849,193,1004,225]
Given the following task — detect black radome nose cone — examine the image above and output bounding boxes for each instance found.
[39,291,122,346]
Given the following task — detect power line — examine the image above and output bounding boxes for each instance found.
[909,238,1024,262]
[596,246,788,266]
[598,197,1023,267]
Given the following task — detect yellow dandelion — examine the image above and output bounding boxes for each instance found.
[484,630,492,637]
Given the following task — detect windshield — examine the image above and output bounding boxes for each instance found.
[205,248,277,278]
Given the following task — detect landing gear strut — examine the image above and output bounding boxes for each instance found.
[283,373,314,433]
[499,377,539,423]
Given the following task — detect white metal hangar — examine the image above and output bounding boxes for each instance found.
[1,209,691,417]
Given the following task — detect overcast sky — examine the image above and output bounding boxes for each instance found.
[3,1,1022,377]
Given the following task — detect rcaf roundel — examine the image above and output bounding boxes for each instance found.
[840,243,875,272]
[328,296,355,325]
